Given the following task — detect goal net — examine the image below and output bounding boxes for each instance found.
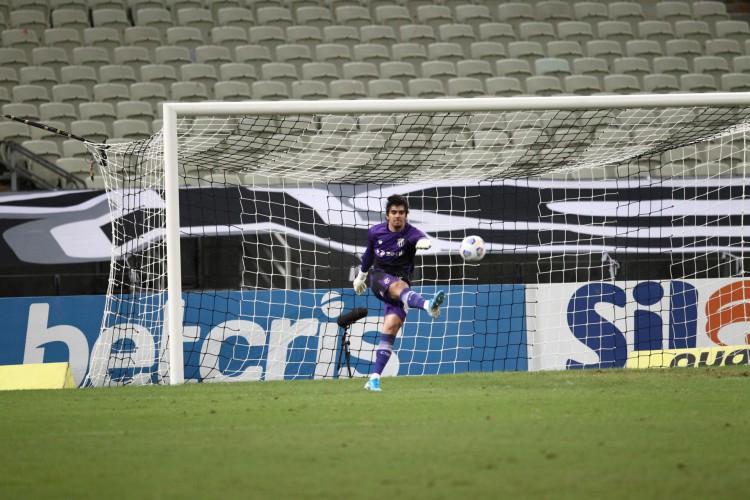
[83,95,750,386]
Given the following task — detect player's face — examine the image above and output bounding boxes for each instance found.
[386,205,407,231]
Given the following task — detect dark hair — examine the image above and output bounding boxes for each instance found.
[385,194,409,214]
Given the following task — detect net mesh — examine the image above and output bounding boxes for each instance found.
[83,102,750,386]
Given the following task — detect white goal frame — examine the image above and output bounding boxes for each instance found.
[161,93,750,385]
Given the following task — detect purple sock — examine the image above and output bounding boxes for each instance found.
[372,333,396,376]
[400,288,426,310]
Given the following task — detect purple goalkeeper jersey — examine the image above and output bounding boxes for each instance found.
[360,221,427,280]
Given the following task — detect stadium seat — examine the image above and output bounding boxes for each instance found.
[234,44,272,71]
[436,24,476,56]
[609,1,645,28]
[400,24,437,46]
[507,41,545,65]
[715,20,750,45]
[216,7,255,32]
[170,81,208,102]
[391,43,428,66]
[624,40,663,61]
[674,20,713,45]
[612,57,650,83]
[180,64,218,96]
[59,65,97,97]
[72,47,111,72]
[705,39,742,67]
[71,119,109,143]
[79,102,117,135]
[525,75,564,96]
[129,82,168,115]
[2,29,40,59]
[360,25,398,47]
[0,121,33,144]
[456,59,493,80]
[374,5,412,32]
[652,56,690,78]
[342,62,380,83]
[379,61,418,88]
[219,62,258,84]
[10,10,47,41]
[733,55,750,74]
[129,0,167,15]
[275,44,313,68]
[260,62,298,91]
[176,8,215,40]
[470,41,506,64]
[655,1,692,23]
[367,78,406,99]
[113,46,151,74]
[477,23,516,45]
[0,87,10,107]
[91,9,130,33]
[43,28,82,58]
[642,74,680,93]
[3,103,39,121]
[93,82,131,105]
[573,2,608,25]
[154,46,192,75]
[195,45,233,73]
[19,67,59,96]
[427,42,464,64]
[290,80,328,100]
[603,74,641,94]
[329,79,367,99]
[692,1,730,24]
[0,67,19,93]
[416,5,453,32]
[248,26,285,51]
[680,73,718,93]
[213,81,252,101]
[352,44,391,66]
[597,21,634,46]
[586,40,624,70]
[99,65,137,86]
[572,57,609,84]
[454,5,493,33]
[301,62,339,85]
[31,47,70,80]
[497,2,534,28]
[547,40,584,65]
[323,25,361,50]
[720,73,750,92]
[12,84,50,107]
[447,77,484,98]
[334,6,372,30]
[166,27,204,51]
[251,80,289,100]
[421,60,457,87]
[408,78,445,98]
[518,22,556,45]
[534,58,572,79]
[564,74,602,95]
[256,6,294,29]
[535,0,573,23]
[485,76,523,97]
[140,64,178,87]
[496,59,532,79]
[693,56,730,81]
[22,140,62,165]
[295,6,334,29]
[315,43,353,68]
[123,26,162,54]
[82,28,122,59]
[636,21,674,48]
[50,9,88,37]
[112,119,151,141]
[135,8,173,38]
[285,26,323,53]
[665,39,703,60]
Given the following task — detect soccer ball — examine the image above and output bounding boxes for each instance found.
[459,235,485,262]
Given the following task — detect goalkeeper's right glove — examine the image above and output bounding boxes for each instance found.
[353,269,368,295]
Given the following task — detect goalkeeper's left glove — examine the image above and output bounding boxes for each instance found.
[415,238,432,250]
[353,269,368,295]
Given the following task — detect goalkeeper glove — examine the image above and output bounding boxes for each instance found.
[353,269,368,295]
[415,238,432,250]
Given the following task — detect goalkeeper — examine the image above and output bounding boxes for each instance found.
[353,194,445,392]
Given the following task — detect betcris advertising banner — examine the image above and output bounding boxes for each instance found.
[530,279,750,371]
[0,285,526,387]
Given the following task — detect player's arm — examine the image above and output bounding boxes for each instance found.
[354,232,374,295]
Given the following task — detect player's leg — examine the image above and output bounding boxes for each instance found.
[365,307,404,392]
[389,281,445,319]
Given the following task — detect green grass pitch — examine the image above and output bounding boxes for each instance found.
[1,367,749,499]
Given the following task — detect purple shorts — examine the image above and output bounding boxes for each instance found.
[369,269,407,321]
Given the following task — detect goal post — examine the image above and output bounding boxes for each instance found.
[84,93,750,387]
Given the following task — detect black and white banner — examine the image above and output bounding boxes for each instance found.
[0,179,748,266]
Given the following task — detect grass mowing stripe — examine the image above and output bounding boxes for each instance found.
[1,368,749,499]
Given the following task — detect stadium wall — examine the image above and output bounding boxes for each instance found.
[2,279,750,387]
